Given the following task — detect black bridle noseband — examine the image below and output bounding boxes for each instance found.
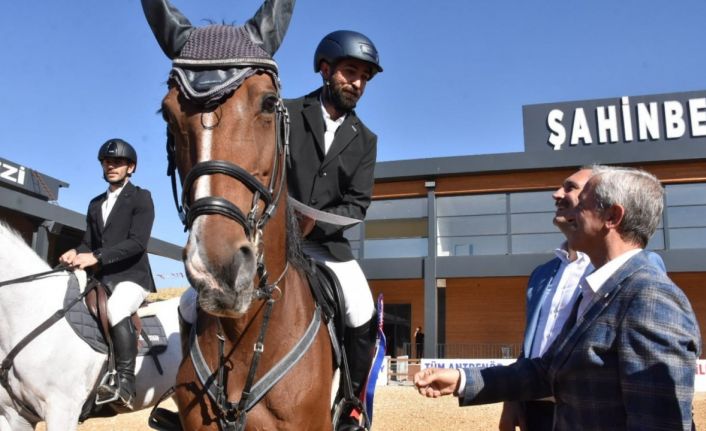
[166,77,290,246]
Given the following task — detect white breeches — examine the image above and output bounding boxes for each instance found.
[108,281,148,326]
[303,242,374,328]
[178,243,375,328]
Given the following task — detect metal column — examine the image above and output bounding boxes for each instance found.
[423,181,438,358]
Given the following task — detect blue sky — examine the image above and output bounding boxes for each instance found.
[2,1,706,287]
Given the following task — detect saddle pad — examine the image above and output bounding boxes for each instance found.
[63,275,168,355]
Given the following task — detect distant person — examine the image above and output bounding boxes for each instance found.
[499,166,667,431]
[415,166,700,431]
[59,138,156,408]
[414,326,425,359]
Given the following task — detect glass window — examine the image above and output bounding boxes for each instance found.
[510,212,556,234]
[511,233,564,254]
[363,198,428,258]
[665,183,706,206]
[437,194,506,216]
[510,191,556,213]
[364,238,428,258]
[367,198,427,220]
[438,214,507,237]
[667,227,706,249]
[666,206,706,228]
[646,229,665,250]
[437,235,508,256]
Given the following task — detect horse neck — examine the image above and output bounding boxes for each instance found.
[0,225,51,281]
[258,189,289,284]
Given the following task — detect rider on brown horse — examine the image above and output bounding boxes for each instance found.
[286,30,383,431]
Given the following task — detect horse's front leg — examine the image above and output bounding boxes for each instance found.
[41,401,83,431]
[0,405,33,431]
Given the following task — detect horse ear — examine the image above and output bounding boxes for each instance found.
[141,0,194,59]
[244,0,296,56]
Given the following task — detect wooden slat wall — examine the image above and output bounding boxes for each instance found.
[445,277,527,346]
[372,160,706,200]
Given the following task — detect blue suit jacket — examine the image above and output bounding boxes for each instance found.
[523,257,569,358]
[462,251,701,431]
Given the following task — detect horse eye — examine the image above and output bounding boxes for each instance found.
[261,95,278,114]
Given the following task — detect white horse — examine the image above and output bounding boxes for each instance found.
[0,221,181,431]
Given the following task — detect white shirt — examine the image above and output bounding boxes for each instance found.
[101,183,126,224]
[530,246,593,357]
[577,248,642,319]
[320,98,346,155]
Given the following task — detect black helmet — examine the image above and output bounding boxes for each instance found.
[98,138,138,169]
[314,30,383,77]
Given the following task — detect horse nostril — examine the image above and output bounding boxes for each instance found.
[239,245,254,262]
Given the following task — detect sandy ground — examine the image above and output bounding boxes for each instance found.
[36,387,706,430]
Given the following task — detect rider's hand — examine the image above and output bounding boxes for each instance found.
[71,252,99,270]
[59,249,78,267]
[59,250,98,270]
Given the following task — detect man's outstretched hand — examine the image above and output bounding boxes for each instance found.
[413,368,461,398]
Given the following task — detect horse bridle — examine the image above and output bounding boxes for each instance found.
[165,66,297,430]
[166,69,290,287]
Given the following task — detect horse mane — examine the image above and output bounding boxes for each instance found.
[285,204,309,275]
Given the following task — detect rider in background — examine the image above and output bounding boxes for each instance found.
[285,30,382,431]
[59,138,156,408]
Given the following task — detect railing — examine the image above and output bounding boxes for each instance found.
[401,342,522,359]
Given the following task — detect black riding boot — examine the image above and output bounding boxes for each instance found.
[338,315,377,431]
[98,317,138,407]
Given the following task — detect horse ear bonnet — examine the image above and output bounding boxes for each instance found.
[142,0,294,107]
[171,26,279,106]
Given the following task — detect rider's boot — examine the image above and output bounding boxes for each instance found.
[338,314,377,431]
[98,317,138,407]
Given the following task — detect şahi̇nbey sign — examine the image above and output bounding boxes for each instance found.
[522,90,706,151]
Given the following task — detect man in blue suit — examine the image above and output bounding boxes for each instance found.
[499,168,594,431]
[415,166,701,431]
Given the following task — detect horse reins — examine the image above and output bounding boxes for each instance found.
[0,266,68,288]
[0,268,99,422]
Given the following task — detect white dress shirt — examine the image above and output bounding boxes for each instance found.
[578,248,642,319]
[320,98,346,155]
[101,183,126,224]
[530,246,593,357]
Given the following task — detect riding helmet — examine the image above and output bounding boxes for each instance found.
[97,138,138,169]
[313,30,383,77]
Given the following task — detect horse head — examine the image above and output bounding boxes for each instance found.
[142,0,293,318]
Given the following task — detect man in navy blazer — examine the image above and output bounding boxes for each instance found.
[415,166,701,430]
[60,138,156,407]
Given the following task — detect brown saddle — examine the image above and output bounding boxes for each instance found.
[83,279,143,348]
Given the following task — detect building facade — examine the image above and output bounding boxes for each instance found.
[355,89,706,359]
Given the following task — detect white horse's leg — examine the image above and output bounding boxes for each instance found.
[42,401,83,431]
[0,407,34,431]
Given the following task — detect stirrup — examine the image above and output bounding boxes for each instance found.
[95,371,120,405]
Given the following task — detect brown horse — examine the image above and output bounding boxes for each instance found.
[141,0,334,429]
